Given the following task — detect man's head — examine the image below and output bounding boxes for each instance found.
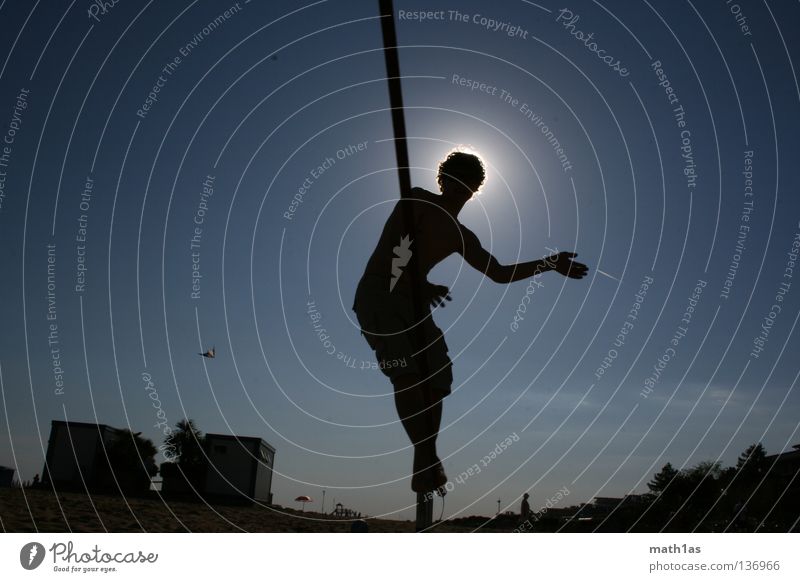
[523,493,530,499]
[437,149,486,197]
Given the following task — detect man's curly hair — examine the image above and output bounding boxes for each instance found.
[436,150,486,192]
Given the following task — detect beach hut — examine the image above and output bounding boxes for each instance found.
[41,420,121,490]
[0,465,15,487]
[202,433,275,504]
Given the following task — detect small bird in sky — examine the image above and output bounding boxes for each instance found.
[199,346,216,358]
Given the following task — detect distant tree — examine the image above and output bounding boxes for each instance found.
[161,419,207,489]
[647,463,678,494]
[736,443,767,474]
[681,461,725,530]
[683,460,723,481]
[646,461,723,531]
[728,443,773,528]
[163,419,205,467]
[106,430,158,493]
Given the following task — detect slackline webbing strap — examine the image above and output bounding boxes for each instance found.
[378,0,436,532]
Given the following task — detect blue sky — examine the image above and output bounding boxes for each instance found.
[1,0,799,521]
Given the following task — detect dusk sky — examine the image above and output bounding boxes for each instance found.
[1,0,799,522]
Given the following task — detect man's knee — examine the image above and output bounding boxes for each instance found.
[391,373,422,393]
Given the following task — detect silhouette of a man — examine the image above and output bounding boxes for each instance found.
[521,492,532,521]
[353,150,588,494]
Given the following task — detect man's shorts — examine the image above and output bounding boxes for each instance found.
[353,275,453,398]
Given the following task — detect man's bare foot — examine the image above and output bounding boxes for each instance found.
[411,449,448,494]
[431,460,447,497]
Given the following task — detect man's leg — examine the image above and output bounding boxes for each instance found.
[392,373,446,492]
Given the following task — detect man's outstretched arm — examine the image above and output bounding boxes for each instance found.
[459,228,588,283]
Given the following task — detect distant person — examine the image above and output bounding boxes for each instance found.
[32,473,40,486]
[353,150,588,494]
[520,492,532,521]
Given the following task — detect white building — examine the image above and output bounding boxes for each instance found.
[203,433,275,504]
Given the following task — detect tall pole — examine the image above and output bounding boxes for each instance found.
[378,0,435,532]
[322,489,326,514]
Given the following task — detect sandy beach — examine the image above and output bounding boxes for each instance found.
[0,488,476,533]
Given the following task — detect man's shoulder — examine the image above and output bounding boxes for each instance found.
[408,186,437,201]
[399,187,442,216]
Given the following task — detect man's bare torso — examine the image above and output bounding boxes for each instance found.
[361,188,467,292]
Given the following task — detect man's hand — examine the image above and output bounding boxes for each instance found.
[424,282,452,308]
[547,252,589,279]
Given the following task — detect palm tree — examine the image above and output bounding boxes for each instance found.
[163,419,205,465]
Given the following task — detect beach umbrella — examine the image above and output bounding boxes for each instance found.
[295,495,313,511]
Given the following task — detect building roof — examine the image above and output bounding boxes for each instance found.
[50,420,120,432]
[205,433,275,453]
[591,494,645,506]
[765,444,800,462]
